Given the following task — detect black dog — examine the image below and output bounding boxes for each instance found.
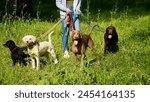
[3,40,29,66]
[104,26,119,55]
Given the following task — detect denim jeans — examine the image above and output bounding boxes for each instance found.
[61,6,80,52]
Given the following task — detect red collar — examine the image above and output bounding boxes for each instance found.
[68,13,74,30]
[11,48,17,53]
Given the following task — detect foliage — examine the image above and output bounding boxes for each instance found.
[0,0,150,20]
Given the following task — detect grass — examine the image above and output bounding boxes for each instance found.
[0,10,150,85]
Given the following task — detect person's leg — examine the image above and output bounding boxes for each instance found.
[72,12,80,30]
[61,19,70,58]
[69,6,80,31]
[74,16,80,30]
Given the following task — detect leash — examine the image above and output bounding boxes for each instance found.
[38,12,105,40]
[80,12,105,33]
[38,15,67,40]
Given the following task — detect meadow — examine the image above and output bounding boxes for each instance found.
[0,8,150,85]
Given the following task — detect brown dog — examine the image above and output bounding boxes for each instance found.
[104,26,119,55]
[70,25,99,62]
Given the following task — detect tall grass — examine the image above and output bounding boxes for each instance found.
[0,8,150,85]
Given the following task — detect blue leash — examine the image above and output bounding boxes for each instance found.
[80,12,105,33]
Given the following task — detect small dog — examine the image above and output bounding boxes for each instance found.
[22,31,58,70]
[71,25,98,62]
[3,40,29,66]
[104,26,119,55]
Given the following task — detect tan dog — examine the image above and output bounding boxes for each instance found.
[22,31,58,70]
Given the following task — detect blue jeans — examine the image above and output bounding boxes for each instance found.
[61,6,80,52]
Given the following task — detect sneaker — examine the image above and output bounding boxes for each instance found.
[63,50,70,58]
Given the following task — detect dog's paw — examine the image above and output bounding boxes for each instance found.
[54,59,58,64]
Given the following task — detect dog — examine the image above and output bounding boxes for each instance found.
[70,25,98,62]
[104,26,119,55]
[3,40,29,66]
[22,31,58,70]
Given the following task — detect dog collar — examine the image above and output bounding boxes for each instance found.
[27,42,38,49]
[11,48,17,53]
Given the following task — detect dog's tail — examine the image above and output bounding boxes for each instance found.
[48,31,54,43]
[87,24,100,35]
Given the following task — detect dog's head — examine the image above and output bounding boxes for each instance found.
[71,30,82,40]
[3,40,16,49]
[71,30,82,45]
[22,35,37,47]
[106,26,117,39]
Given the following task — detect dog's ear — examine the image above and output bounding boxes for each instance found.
[113,27,117,34]
[32,36,37,43]
[70,30,75,38]
[79,31,82,38]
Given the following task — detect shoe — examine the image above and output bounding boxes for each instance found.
[63,50,70,58]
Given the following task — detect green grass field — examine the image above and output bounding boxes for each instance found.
[0,10,150,85]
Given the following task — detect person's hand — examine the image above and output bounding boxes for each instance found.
[75,10,80,15]
[66,8,71,14]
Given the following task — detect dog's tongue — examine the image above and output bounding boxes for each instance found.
[74,41,78,45]
[108,35,112,39]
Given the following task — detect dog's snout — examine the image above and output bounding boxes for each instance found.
[3,44,6,47]
[74,36,78,39]
[73,34,79,39]
[108,29,113,34]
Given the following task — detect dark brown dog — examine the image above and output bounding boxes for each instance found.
[104,26,119,55]
[71,25,99,62]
